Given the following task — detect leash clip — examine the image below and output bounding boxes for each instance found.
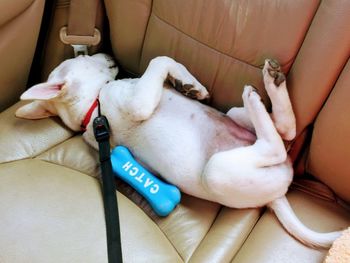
[93,99,110,142]
[93,116,110,142]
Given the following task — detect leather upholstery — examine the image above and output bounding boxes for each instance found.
[287,0,350,147]
[0,101,73,163]
[307,59,350,203]
[0,0,45,111]
[0,159,183,263]
[0,0,349,262]
[0,0,35,26]
[232,190,350,263]
[106,0,321,112]
[36,133,261,262]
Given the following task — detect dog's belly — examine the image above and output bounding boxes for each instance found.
[117,89,256,197]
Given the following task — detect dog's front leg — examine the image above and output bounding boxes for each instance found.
[118,57,208,122]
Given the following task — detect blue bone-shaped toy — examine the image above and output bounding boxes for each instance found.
[111,146,181,216]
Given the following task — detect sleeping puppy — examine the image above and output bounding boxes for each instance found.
[16,53,341,248]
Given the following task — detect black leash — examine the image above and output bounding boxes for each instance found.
[93,100,123,263]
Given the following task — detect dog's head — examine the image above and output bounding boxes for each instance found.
[16,53,118,131]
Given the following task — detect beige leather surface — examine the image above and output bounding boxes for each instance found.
[232,190,350,263]
[37,135,262,262]
[189,207,261,263]
[0,0,45,111]
[307,59,350,203]
[145,0,317,69]
[287,0,350,137]
[0,102,73,164]
[105,0,152,74]
[106,0,320,112]
[37,136,100,177]
[287,0,350,169]
[0,0,34,26]
[0,159,183,263]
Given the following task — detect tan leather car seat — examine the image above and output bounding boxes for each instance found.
[0,0,349,262]
[0,0,45,112]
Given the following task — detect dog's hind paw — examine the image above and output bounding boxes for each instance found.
[264,59,286,87]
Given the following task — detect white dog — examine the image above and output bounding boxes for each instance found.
[16,54,341,248]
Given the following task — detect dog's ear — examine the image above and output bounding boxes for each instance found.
[15,101,56,120]
[20,81,66,101]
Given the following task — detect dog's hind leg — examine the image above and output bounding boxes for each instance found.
[202,85,291,207]
[263,59,296,141]
[226,59,296,141]
[241,85,287,165]
[226,107,254,132]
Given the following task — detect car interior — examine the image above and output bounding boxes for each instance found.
[0,0,349,262]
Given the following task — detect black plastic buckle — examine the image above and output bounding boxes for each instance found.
[93,115,110,142]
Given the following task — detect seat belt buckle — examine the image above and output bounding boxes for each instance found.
[93,116,110,142]
[71,45,89,56]
[59,26,101,57]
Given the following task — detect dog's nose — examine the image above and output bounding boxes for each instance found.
[102,54,115,67]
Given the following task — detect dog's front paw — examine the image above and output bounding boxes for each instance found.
[263,59,286,87]
[176,83,209,100]
[165,74,209,100]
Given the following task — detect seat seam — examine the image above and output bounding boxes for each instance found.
[187,206,223,262]
[230,208,266,262]
[35,157,99,178]
[139,0,154,73]
[150,12,262,70]
[287,0,322,74]
[0,133,74,165]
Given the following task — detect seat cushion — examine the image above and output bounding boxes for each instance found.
[0,103,261,262]
[2,102,349,262]
[0,159,183,263]
[36,135,262,262]
[0,101,73,163]
[231,189,350,263]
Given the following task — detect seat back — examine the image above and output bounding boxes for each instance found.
[307,60,350,203]
[106,0,321,112]
[0,0,45,111]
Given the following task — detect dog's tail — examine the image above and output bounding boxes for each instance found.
[268,196,342,248]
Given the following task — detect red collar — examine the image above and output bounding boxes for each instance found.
[81,99,99,132]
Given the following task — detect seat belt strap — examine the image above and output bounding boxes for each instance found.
[93,102,123,263]
[67,0,99,37]
[59,0,101,56]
